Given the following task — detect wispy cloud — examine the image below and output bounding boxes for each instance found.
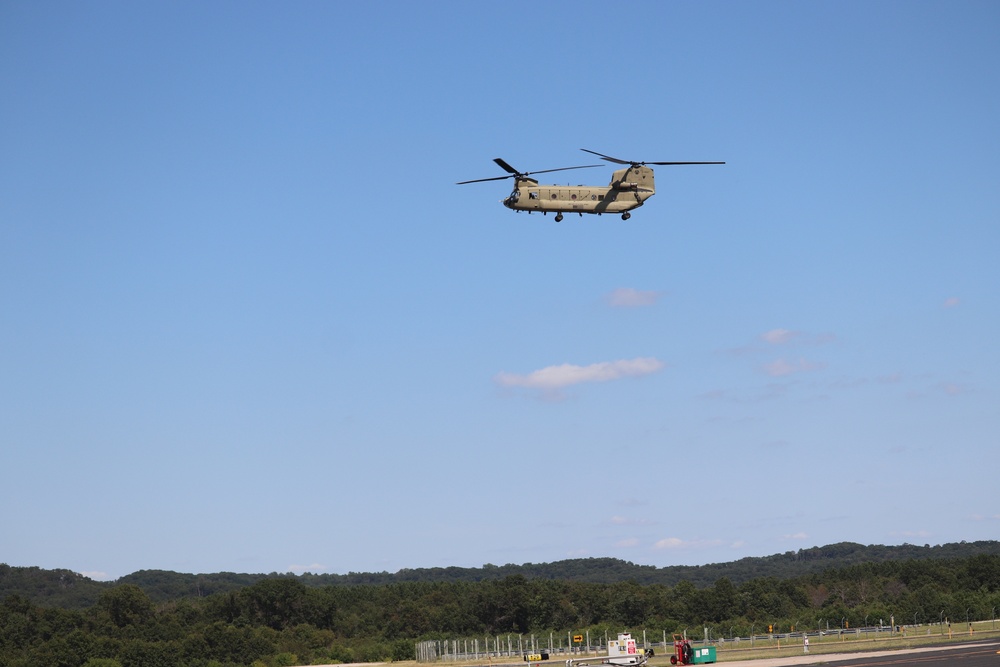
[610,515,656,526]
[653,537,723,550]
[699,383,790,404]
[725,328,835,357]
[615,538,640,548]
[779,532,809,541]
[761,328,799,345]
[761,358,824,377]
[940,382,970,396]
[761,439,791,451]
[495,357,665,391]
[607,288,663,307]
[889,529,931,538]
[943,296,961,308]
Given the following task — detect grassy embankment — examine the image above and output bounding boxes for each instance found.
[710,621,998,663]
[415,621,1000,667]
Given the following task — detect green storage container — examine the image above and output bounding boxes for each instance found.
[690,645,716,664]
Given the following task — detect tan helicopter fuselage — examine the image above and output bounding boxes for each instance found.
[504,165,655,215]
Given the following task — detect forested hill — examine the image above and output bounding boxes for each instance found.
[4,540,1000,609]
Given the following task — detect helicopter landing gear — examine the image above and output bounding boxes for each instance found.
[621,212,631,220]
[555,213,564,222]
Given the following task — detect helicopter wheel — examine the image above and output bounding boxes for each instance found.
[555,213,564,222]
[621,212,631,220]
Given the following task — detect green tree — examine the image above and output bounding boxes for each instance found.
[241,578,309,630]
[82,659,123,667]
[98,584,154,628]
[705,577,737,622]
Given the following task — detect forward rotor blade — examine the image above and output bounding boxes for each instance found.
[526,164,601,176]
[493,158,520,175]
[456,174,514,185]
[457,160,601,186]
[580,148,629,164]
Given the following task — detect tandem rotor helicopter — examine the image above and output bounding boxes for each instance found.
[457,149,724,221]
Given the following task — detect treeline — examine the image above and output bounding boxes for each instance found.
[2,554,1000,667]
[5,541,1000,609]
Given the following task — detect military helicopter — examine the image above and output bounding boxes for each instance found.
[457,149,724,221]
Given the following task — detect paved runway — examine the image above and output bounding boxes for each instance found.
[741,640,1000,667]
[300,642,1000,667]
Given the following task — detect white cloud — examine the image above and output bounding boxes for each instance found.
[78,570,111,581]
[943,296,961,308]
[654,537,685,550]
[761,328,798,344]
[762,358,823,377]
[495,357,665,390]
[607,287,662,307]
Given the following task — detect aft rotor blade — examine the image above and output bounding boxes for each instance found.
[646,161,726,166]
[582,149,725,166]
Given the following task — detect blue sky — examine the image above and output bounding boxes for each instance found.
[2,2,998,581]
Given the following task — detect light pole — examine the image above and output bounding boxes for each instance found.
[750,625,755,648]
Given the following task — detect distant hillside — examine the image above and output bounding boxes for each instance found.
[0,565,102,609]
[295,541,1000,588]
[4,540,999,609]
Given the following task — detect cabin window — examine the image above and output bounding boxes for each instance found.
[550,193,557,199]
[597,194,605,201]
[529,192,538,199]
[571,193,577,200]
